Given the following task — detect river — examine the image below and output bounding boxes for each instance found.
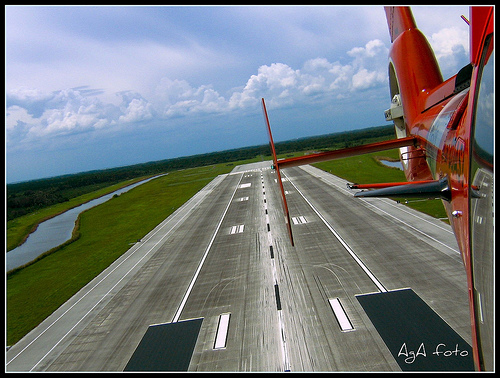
[380,159,403,170]
[7,174,166,272]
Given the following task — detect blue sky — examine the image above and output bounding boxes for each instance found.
[6,5,470,183]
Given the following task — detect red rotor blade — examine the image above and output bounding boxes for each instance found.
[261,98,294,246]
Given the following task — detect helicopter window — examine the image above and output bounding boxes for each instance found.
[471,34,493,170]
[454,63,473,93]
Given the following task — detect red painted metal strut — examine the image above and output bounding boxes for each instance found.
[275,136,418,170]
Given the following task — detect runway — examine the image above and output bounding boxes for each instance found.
[6,161,473,372]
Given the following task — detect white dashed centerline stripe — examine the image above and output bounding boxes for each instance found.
[263,170,290,371]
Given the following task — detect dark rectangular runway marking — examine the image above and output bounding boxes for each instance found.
[356,289,474,371]
[274,284,282,310]
[124,318,203,371]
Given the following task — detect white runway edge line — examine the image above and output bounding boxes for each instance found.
[362,198,460,254]
[172,173,244,323]
[8,175,223,371]
[282,171,387,293]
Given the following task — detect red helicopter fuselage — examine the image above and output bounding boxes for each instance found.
[384,6,494,371]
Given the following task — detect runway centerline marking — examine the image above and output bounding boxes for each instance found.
[264,171,290,372]
[172,173,244,323]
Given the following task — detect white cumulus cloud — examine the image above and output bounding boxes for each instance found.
[118,97,154,123]
[228,39,388,108]
[154,78,229,117]
[6,38,391,149]
[6,87,119,145]
[428,27,469,77]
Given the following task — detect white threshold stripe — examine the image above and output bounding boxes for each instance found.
[329,298,354,331]
[172,173,244,323]
[230,224,244,234]
[292,216,307,225]
[282,171,387,293]
[214,313,231,349]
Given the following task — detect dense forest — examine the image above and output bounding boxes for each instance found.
[7,124,394,221]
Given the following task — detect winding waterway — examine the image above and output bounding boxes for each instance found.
[7,174,166,272]
[379,159,403,170]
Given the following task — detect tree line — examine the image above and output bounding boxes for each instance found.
[7,124,394,221]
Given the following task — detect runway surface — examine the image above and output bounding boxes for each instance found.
[6,161,473,372]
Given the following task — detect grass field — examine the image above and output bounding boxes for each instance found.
[6,150,447,346]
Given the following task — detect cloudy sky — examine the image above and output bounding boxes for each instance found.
[6,5,470,183]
